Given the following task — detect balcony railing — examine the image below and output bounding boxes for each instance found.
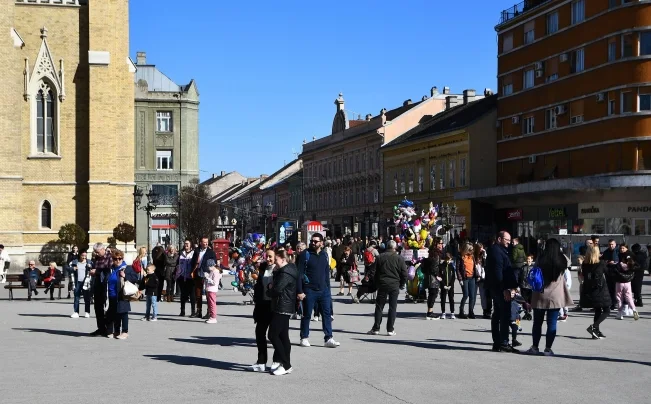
[498,0,552,25]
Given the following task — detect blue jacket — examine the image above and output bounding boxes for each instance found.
[296,249,329,294]
[485,244,516,290]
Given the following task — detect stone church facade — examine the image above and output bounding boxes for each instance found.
[0,0,135,267]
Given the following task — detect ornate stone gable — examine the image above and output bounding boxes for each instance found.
[24,27,65,102]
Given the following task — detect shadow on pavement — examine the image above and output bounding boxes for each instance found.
[13,327,89,337]
[428,338,493,347]
[171,336,256,347]
[144,354,249,371]
[354,338,486,352]
[18,313,71,318]
[288,326,371,336]
[339,312,427,320]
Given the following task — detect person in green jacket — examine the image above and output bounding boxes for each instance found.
[511,238,526,270]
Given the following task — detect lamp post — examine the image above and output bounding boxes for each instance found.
[264,201,273,243]
[133,185,159,261]
[439,203,458,244]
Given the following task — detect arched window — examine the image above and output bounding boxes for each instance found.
[41,200,52,229]
[35,82,57,154]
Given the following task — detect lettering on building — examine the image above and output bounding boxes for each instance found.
[628,206,651,213]
[580,206,600,214]
[549,208,567,219]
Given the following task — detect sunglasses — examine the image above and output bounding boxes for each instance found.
[310,240,321,243]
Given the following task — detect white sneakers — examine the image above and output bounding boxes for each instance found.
[251,363,266,372]
[324,338,340,348]
[273,366,293,376]
[387,331,396,336]
[70,312,79,318]
[150,318,158,322]
[299,338,311,347]
[84,312,90,318]
[205,318,217,324]
[270,362,281,372]
[252,362,292,376]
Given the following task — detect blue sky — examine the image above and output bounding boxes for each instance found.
[129,0,501,180]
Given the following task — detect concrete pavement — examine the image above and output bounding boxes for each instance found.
[1,272,650,404]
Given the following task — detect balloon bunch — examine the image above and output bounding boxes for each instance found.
[229,233,266,296]
[393,199,439,250]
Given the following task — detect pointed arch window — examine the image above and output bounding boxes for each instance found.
[41,200,52,229]
[36,84,57,154]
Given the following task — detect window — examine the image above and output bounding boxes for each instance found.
[641,32,651,56]
[634,219,647,236]
[545,108,557,129]
[570,115,584,124]
[608,40,617,62]
[622,92,633,113]
[439,161,446,190]
[374,185,379,203]
[571,48,584,73]
[418,167,424,192]
[408,169,414,193]
[546,74,558,83]
[151,184,178,205]
[430,164,436,190]
[41,200,52,229]
[640,94,651,111]
[546,12,558,34]
[156,111,173,132]
[524,28,534,44]
[393,173,398,195]
[369,153,374,170]
[36,87,57,154]
[523,116,535,134]
[502,83,513,96]
[523,69,534,89]
[400,169,406,194]
[502,33,513,53]
[156,150,173,170]
[571,0,585,25]
[459,158,467,187]
[623,33,634,57]
[608,99,616,116]
[448,160,456,188]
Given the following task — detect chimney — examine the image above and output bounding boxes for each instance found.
[365,114,372,121]
[443,86,451,95]
[403,99,412,106]
[430,86,439,97]
[334,93,345,112]
[136,51,146,65]
[422,95,429,101]
[463,89,476,105]
[484,88,494,96]
[212,173,217,179]
[220,170,226,176]
[446,95,460,110]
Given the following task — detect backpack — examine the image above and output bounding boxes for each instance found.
[364,250,376,266]
[527,266,545,293]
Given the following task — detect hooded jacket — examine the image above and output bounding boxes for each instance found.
[511,244,526,268]
[267,263,298,315]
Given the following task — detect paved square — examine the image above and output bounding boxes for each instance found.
[1,273,650,404]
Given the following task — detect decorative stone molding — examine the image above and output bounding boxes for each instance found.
[155,133,174,147]
[15,0,84,6]
[24,27,65,102]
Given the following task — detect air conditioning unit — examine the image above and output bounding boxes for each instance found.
[528,155,537,164]
[596,93,605,102]
[535,70,543,78]
[559,53,569,62]
[571,115,584,124]
[554,105,566,115]
[534,62,543,70]
[512,116,520,124]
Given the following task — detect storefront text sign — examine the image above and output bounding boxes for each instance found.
[579,202,651,219]
[506,209,523,221]
[549,207,567,219]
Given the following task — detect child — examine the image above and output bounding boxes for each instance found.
[204,259,222,324]
[614,258,639,321]
[510,291,531,347]
[438,252,456,320]
[140,264,159,321]
[519,255,534,321]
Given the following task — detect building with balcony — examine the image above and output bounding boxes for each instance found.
[458,0,651,247]
[134,52,199,248]
[301,88,465,239]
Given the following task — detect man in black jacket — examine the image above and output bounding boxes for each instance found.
[189,237,217,318]
[367,240,408,336]
[485,231,518,352]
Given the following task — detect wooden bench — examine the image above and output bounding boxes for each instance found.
[4,274,64,301]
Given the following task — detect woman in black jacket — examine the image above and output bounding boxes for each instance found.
[581,246,612,339]
[266,248,298,376]
[65,246,79,299]
[251,250,279,373]
[336,246,355,297]
[151,245,166,302]
[421,239,443,320]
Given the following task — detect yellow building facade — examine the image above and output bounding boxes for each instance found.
[0,0,135,267]
[382,94,497,238]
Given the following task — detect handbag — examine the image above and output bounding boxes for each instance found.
[348,269,360,283]
[122,280,139,296]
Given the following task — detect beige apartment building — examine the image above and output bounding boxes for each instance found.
[301,87,466,238]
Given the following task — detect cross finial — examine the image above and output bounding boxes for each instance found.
[40,27,48,39]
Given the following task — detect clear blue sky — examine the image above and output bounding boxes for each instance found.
[129,0,501,180]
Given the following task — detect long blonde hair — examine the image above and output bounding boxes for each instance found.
[137,246,147,259]
[584,245,600,265]
[460,242,474,257]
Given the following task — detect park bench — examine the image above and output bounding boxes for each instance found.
[4,274,63,301]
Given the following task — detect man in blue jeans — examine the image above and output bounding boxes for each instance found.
[297,233,340,348]
[485,231,518,353]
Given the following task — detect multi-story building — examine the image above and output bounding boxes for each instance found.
[0,0,134,267]
[301,88,465,238]
[458,0,651,247]
[134,52,199,249]
[383,92,497,240]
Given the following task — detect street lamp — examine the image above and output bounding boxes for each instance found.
[133,185,159,261]
[261,201,273,242]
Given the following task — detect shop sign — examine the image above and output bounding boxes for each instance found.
[627,205,651,213]
[506,209,522,221]
[548,207,567,219]
[278,221,294,244]
[450,215,466,224]
[579,202,651,219]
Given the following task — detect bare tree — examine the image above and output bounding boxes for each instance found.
[173,178,217,244]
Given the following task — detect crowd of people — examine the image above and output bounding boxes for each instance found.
[6,229,647,375]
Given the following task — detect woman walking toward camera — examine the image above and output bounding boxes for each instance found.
[526,238,573,356]
[581,246,612,339]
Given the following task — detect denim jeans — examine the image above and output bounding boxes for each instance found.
[73,281,91,314]
[146,295,158,319]
[460,278,477,314]
[489,287,511,346]
[300,288,333,342]
[532,308,560,349]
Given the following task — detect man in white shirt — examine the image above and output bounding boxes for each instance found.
[0,244,10,283]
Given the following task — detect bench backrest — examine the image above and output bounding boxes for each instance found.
[6,274,24,284]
